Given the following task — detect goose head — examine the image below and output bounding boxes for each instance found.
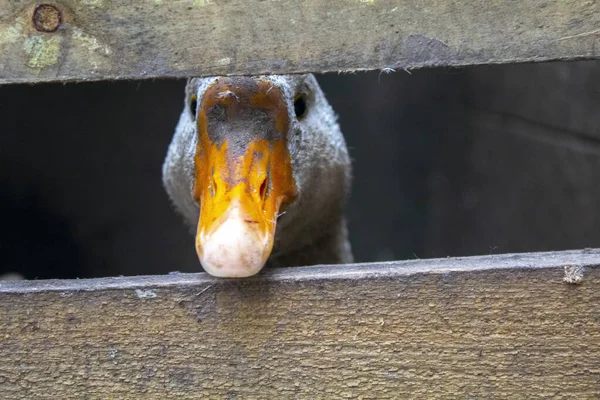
[163,74,351,278]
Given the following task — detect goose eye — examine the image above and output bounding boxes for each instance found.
[190,95,198,118]
[293,94,307,119]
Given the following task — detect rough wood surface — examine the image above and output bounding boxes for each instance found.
[1,249,600,398]
[0,1,599,84]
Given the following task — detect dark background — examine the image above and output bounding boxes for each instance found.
[1,60,599,279]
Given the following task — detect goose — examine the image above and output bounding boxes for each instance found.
[162,74,352,278]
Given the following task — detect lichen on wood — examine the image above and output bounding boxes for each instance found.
[0,0,598,84]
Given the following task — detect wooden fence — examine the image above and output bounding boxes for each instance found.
[1,1,599,398]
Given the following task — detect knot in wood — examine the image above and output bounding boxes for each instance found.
[33,4,62,33]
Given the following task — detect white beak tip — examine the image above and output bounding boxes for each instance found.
[197,217,271,278]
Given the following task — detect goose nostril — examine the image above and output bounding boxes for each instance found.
[209,175,217,197]
[259,178,267,201]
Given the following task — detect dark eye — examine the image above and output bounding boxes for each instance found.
[294,94,307,119]
[190,95,198,118]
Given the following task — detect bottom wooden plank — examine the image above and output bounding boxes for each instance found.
[1,249,599,398]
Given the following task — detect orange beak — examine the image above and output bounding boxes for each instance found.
[193,78,297,277]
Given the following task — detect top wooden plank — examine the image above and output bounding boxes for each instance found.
[0,1,598,84]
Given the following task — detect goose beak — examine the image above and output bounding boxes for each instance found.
[192,78,297,278]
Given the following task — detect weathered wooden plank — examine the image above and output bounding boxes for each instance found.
[0,1,598,84]
[1,249,599,398]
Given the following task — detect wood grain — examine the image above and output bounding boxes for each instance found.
[1,249,600,398]
[0,1,598,84]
